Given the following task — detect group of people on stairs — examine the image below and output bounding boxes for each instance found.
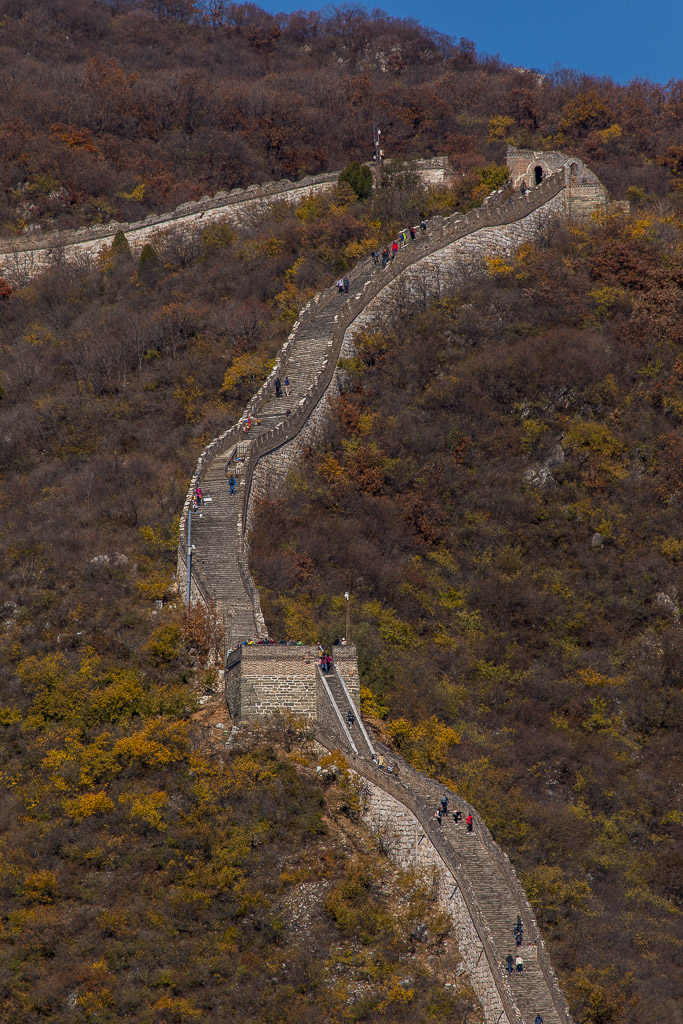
[434,792,473,831]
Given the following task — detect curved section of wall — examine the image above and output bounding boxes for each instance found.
[177,169,571,628]
[175,150,603,1024]
[0,157,456,285]
[0,172,340,284]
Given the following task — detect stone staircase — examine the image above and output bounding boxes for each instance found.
[177,150,609,1023]
[322,660,376,760]
[366,744,567,1024]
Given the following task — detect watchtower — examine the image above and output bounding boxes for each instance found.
[506,145,608,218]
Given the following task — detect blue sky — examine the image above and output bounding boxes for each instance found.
[267,1,682,85]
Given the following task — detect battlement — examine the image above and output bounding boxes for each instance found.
[225,644,360,721]
[506,145,608,217]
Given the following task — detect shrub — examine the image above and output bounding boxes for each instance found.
[339,161,373,201]
[65,791,115,821]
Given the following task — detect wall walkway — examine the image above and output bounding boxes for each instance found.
[177,161,580,642]
[174,151,604,1024]
[0,157,453,283]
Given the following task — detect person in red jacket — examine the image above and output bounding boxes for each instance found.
[466,814,473,833]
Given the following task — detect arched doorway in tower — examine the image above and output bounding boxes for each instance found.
[534,165,544,185]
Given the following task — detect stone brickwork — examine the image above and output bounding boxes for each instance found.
[0,159,454,284]
[358,777,513,1024]
[0,173,339,284]
[506,146,608,215]
[334,647,360,703]
[225,644,360,721]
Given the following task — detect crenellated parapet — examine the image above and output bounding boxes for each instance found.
[176,149,598,1024]
[0,157,455,284]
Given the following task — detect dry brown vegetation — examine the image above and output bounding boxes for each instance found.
[1,4,682,1022]
[0,0,682,233]
[0,142,484,1022]
[251,213,683,1024]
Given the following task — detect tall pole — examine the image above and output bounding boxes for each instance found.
[186,502,192,608]
[345,590,351,645]
[373,127,383,178]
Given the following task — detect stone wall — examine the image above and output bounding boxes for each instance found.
[357,775,514,1024]
[0,173,339,283]
[179,148,608,666]
[225,644,360,720]
[506,146,608,216]
[334,646,360,705]
[0,158,454,284]
[245,176,571,528]
[506,146,568,188]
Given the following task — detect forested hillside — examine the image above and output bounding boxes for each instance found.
[251,212,683,1023]
[0,157,486,1021]
[0,3,681,1023]
[0,0,681,232]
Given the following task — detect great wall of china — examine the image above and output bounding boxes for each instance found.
[0,157,452,282]
[169,147,609,1024]
[3,148,610,1024]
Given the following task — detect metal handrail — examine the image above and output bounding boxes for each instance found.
[316,667,358,755]
[334,662,376,758]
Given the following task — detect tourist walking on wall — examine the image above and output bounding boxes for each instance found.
[466,814,473,833]
[229,475,236,495]
[420,219,426,235]
[505,954,514,976]
[409,225,416,241]
[381,247,389,267]
[453,809,462,823]
[440,794,448,814]
[337,278,344,293]
[284,376,290,396]
[343,276,350,294]
[275,376,282,397]
[515,956,523,973]
[391,240,398,259]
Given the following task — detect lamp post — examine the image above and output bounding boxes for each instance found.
[373,127,384,175]
[344,590,351,645]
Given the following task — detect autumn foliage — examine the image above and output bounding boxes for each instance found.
[251,213,683,1024]
[0,0,681,235]
[0,3,682,1022]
